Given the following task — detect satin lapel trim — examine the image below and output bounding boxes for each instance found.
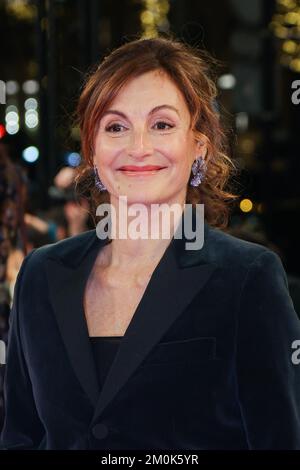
[91,238,217,423]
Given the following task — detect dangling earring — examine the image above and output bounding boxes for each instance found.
[93,165,107,191]
[189,156,207,187]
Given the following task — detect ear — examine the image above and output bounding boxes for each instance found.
[195,135,208,161]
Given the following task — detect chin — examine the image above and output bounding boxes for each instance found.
[116,192,167,206]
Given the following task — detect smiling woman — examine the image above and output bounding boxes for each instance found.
[75,36,238,229]
[93,70,208,211]
[1,35,300,451]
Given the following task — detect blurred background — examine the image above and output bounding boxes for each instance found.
[1,0,300,427]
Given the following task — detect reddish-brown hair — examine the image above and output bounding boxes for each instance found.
[75,34,239,228]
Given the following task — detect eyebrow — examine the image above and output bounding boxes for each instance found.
[101,104,180,120]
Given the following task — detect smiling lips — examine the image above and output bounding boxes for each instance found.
[118,165,167,175]
[119,165,166,171]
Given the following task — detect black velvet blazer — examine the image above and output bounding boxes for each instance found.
[1,218,300,450]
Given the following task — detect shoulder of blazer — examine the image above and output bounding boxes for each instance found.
[24,224,280,275]
[200,223,280,271]
[24,229,102,270]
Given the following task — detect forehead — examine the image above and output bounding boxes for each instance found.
[108,70,189,116]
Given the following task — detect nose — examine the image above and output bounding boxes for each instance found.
[127,126,153,158]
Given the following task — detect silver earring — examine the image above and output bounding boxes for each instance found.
[189,156,206,187]
[93,165,107,191]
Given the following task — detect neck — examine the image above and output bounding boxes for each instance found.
[97,196,186,269]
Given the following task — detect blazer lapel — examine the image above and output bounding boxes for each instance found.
[45,232,110,407]
[45,211,218,423]
[91,225,217,423]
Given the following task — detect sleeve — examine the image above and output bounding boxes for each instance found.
[0,250,45,449]
[235,249,300,449]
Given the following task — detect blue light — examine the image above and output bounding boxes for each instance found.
[22,146,39,163]
[67,152,81,167]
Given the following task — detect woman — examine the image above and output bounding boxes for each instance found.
[1,36,300,450]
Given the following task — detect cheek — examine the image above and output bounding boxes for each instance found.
[94,144,116,168]
[94,131,116,152]
[171,149,192,171]
[169,136,193,161]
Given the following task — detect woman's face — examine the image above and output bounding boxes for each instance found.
[93,70,207,207]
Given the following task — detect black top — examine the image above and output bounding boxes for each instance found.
[90,336,123,388]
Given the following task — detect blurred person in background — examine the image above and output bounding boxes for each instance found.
[50,165,93,237]
[0,141,28,430]
[7,165,92,297]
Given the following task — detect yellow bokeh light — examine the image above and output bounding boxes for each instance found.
[240,199,253,213]
[270,1,300,72]
[141,0,170,38]
[140,10,154,25]
[291,57,300,71]
[283,40,297,53]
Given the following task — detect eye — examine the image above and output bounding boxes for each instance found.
[104,120,174,133]
[105,123,127,133]
[153,121,174,130]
